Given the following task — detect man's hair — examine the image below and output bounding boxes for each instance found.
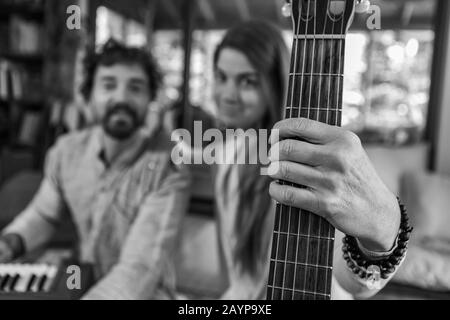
[80,38,162,101]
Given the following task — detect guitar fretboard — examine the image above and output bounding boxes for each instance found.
[267,35,346,300]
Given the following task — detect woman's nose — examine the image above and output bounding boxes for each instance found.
[221,79,239,102]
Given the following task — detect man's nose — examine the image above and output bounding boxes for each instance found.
[112,86,132,102]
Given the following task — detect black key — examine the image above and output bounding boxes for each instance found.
[27,274,37,292]
[37,275,48,292]
[0,274,10,291]
[9,274,20,291]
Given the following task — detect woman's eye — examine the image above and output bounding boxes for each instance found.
[215,72,226,83]
[240,78,259,88]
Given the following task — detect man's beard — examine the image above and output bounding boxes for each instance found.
[102,102,143,140]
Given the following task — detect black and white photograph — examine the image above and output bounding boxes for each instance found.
[0,0,449,304]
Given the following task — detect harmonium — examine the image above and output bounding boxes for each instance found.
[0,263,93,300]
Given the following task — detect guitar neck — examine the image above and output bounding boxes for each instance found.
[267,35,346,300]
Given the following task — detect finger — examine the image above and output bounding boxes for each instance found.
[269,139,324,166]
[269,181,320,215]
[0,242,13,263]
[271,118,340,145]
[0,251,13,263]
[268,161,323,189]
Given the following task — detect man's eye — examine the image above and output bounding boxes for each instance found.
[103,83,115,91]
[130,85,143,93]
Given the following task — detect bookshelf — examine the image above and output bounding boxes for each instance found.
[0,0,48,183]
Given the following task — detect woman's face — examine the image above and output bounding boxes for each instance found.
[214,48,267,129]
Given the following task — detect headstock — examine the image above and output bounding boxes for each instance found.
[282,0,359,36]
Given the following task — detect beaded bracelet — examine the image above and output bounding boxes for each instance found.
[342,198,413,285]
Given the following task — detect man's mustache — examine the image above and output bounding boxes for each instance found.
[105,102,138,120]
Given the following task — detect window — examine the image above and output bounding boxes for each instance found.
[343,30,434,145]
[153,28,434,146]
[95,6,146,48]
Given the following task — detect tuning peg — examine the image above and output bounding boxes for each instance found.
[281,1,292,17]
[355,0,371,13]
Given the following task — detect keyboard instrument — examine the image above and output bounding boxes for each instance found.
[0,263,93,300]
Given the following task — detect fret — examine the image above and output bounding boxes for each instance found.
[286,74,342,114]
[270,261,331,294]
[294,34,345,40]
[289,72,343,77]
[267,285,332,299]
[291,39,343,74]
[274,207,332,238]
[270,259,333,271]
[285,108,342,123]
[272,231,335,241]
[285,107,342,112]
[272,231,334,269]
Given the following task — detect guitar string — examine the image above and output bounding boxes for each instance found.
[287,0,312,300]
[326,0,346,295]
[298,0,314,299]
[311,0,329,298]
[271,0,304,300]
[322,0,337,298]
[304,0,319,299]
[321,0,342,298]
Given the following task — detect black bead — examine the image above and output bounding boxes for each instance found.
[399,233,410,240]
[398,242,408,249]
[386,266,395,273]
[394,248,406,256]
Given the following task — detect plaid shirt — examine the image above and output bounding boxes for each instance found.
[3,126,191,299]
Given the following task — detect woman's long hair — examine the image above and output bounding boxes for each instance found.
[214,20,290,275]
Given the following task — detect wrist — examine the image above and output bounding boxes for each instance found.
[359,193,401,252]
[342,197,412,281]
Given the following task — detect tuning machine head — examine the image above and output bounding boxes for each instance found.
[281,0,292,17]
[355,0,371,13]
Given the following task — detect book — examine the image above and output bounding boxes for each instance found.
[10,67,23,100]
[0,61,10,100]
[17,110,42,147]
[9,15,43,55]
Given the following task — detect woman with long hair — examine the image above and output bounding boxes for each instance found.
[212,20,289,299]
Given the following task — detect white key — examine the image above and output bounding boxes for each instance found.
[14,271,32,293]
[43,265,58,292]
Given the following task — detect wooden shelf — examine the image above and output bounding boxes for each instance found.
[0,4,44,21]
[0,98,45,108]
[0,52,44,64]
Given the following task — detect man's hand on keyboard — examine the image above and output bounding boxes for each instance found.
[0,239,14,263]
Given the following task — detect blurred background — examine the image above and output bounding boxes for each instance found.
[0,0,449,300]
